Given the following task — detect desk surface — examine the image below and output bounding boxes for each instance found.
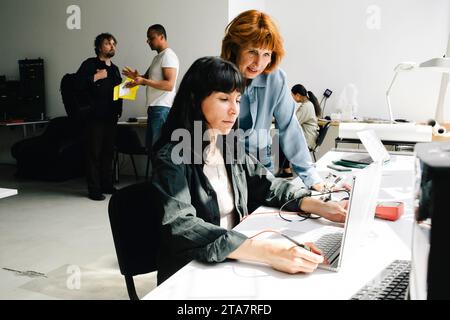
[144,150,415,300]
[117,121,147,127]
[0,120,49,126]
[0,188,18,199]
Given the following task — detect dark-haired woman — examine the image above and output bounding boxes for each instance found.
[292,84,320,149]
[277,85,321,177]
[152,56,347,284]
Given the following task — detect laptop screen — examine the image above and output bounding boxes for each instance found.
[291,162,383,272]
[340,130,391,166]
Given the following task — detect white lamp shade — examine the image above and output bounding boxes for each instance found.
[394,62,417,72]
[419,57,450,72]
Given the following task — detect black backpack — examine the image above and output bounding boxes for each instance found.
[60,73,91,122]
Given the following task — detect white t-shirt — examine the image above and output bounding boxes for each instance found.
[203,146,236,230]
[145,47,179,108]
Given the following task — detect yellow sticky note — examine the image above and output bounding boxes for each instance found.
[113,78,139,101]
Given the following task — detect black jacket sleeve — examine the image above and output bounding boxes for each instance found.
[152,145,248,264]
[243,154,312,212]
[76,58,96,89]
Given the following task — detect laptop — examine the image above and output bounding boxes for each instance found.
[340,153,373,165]
[289,161,383,272]
[340,130,391,166]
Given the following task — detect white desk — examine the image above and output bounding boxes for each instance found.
[117,121,147,128]
[0,188,18,199]
[144,150,415,300]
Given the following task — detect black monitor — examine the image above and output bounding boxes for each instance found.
[411,142,450,299]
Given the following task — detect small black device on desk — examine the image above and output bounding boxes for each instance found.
[340,153,373,165]
[327,164,352,172]
[332,160,368,169]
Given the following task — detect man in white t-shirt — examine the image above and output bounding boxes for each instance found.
[123,24,179,149]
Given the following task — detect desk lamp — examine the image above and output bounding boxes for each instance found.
[385,62,417,123]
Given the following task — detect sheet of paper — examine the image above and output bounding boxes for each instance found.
[119,83,131,97]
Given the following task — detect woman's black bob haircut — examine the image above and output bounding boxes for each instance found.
[155,56,245,152]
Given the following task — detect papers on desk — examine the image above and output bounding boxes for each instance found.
[113,78,139,101]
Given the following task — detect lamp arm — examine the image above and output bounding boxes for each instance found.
[386,71,399,97]
[434,73,449,123]
[385,71,399,123]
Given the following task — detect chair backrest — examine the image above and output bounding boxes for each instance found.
[108,181,160,278]
[313,121,332,151]
[43,116,83,140]
[116,126,146,154]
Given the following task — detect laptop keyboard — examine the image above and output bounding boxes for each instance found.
[351,260,411,300]
[314,231,343,266]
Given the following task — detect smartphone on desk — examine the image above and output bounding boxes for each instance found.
[327,164,352,172]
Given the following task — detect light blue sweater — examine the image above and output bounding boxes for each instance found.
[239,68,322,187]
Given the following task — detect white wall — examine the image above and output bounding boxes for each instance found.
[266,0,450,122]
[1,0,448,123]
[229,0,266,22]
[0,0,228,121]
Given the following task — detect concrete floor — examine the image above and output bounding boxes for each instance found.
[0,165,157,300]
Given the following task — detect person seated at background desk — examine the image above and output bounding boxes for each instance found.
[277,84,320,177]
[152,57,347,284]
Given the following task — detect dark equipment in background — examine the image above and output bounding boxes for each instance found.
[0,59,46,121]
[18,58,46,120]
[0,75,7,120]
[0,79,21,121]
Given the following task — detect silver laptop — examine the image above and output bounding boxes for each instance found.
[340,130,391,166]
[292,162,383,272]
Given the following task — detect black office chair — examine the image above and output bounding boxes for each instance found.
[108,181,161,300]
[11,116,85,181]
[114,126,150,181]
[309,121,331,162]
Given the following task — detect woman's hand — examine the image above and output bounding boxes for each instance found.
[316,200,348,223]
[300,197,348,223]
[228,239,324,274]
[311,182,324,192]
[265,240,324,274]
